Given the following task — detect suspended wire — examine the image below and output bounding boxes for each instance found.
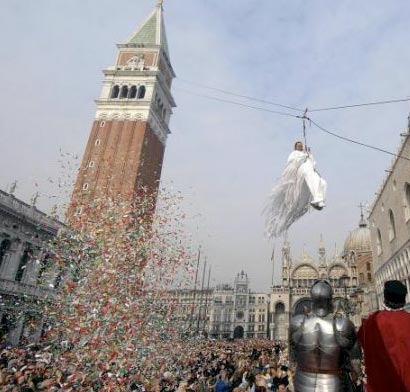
[176,78,304,112]
[177,78,410,113]
[309,118,410,162]
[309,97,410,112]
[174,87,300,119]
[175,84,410,162]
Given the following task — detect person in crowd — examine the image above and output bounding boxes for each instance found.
[358,280,410,392]
[277,383,288,392]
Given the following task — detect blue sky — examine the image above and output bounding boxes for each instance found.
[1,0,409,289]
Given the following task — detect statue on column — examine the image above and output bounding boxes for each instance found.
[31,191,39,207]
[9,181,17,195]
[290,280,360,391]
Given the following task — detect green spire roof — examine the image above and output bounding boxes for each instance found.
[125,4,170,60]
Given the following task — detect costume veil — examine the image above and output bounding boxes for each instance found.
[264,151,313,238]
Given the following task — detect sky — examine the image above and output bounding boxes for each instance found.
[1,0,410,290]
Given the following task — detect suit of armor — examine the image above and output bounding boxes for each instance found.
[290,280,357,392]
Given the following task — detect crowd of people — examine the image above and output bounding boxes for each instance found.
[0,339,293,391]
[1,281,410,391]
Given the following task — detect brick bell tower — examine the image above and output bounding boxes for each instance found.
[67,1,176,222]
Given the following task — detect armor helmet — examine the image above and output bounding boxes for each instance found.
[311,280,333,317]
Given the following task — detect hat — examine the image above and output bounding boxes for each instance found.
[384,280,407,309]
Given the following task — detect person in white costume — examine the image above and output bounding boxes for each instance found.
[265,141,327,238]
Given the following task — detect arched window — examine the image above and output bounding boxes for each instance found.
[110,85,119,99]
[388,209,396,241]
[138,85,146,99]
[15,245,32,282]
[129,85,137,99]
[120,85,129,99]
[404,183,410,221]
[0,239,11,268]
[376,228,382,255]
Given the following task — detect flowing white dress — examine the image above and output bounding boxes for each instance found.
[265,150,327,238]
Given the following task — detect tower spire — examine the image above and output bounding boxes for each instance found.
[319,234,326,265]
[157,0,164,8]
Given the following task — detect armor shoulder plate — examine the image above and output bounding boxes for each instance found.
[333,316,357,350]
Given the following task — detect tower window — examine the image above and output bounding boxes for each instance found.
[388,209,396,242]
[95,139,101,146]
[100,121,106,128]
[82,183,89,191]
[111,85,119,99]
[88,161,95,168]
[138,85,146,99]
[129,85,137,99]
[75,206,83,216]
[120,85,129,99]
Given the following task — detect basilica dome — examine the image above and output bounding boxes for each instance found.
[343,215,371,254]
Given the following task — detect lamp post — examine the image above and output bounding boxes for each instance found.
[266,300,270,340]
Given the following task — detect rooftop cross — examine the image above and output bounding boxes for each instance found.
[358,202,364,219]
[358,202,368,227]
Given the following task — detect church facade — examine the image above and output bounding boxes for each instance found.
[270,216,377,341]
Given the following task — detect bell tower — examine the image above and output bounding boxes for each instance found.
[67,1,176,221]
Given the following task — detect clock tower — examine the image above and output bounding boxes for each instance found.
[67,1,176,222]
